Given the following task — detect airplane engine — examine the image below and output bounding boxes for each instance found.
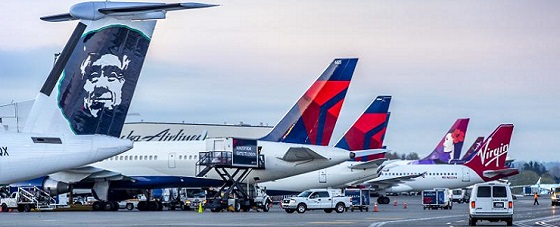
[43,178,70,195]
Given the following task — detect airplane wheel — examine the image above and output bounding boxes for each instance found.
[92,201,103,211]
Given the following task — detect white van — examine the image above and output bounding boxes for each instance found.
[468,182,513,226]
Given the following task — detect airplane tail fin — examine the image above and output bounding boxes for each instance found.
[416,118,469,164]
[464,124,517,181]
[260,58,358,145]
[461,136,484,161]
[23,2,216,137]
[335,95,391,151]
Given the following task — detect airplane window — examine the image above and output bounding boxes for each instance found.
[154,156,158,160]
[109,157,113,161]
[125,156,128,161]
[189,155,193,160]
[144,155,148,160]
[119,156,123,161]
[139,156,143,160]
[194,155,197,159]
[149,155,153,160]
[134,156,138,160]
[179,155,182,160]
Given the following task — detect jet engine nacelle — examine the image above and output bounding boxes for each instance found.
[43,178,70,195]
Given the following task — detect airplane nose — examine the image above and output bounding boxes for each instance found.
[94,135,133,159]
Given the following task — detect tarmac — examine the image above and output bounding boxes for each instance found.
[0,195,558,227]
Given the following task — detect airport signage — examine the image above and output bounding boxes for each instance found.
[232,138,258,167]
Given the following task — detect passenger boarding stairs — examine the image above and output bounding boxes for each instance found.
[16,186,57,210]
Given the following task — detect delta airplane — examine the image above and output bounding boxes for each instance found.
[367,124,519,204]
[0,1,221,184]
[18,58,370,211]
[260,95,391,195]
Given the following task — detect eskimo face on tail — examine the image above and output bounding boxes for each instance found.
[81,53,130,117]
[59,25,151,137]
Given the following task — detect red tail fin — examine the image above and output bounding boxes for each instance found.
[464,124,514,181]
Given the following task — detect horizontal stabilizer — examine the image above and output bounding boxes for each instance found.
[350,158,387,170]
[41,2,218,22]
[482,168,519,178]
[279,147,327,162]
[40,13,77,22]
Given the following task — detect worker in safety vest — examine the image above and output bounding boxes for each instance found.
[533,192,539,205]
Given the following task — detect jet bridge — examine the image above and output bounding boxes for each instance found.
[196,138,267,212]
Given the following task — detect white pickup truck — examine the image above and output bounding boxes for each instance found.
[281,189,352,213]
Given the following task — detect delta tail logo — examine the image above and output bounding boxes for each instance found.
[477,138,509,168]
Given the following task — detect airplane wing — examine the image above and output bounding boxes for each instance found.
[278,147,327,162]
[360,172,426,191]
[49,166,131,183]
[482,168,519,178]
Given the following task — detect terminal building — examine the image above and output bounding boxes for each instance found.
[121,122,273,142]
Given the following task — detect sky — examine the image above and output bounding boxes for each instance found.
[1,0,559,162]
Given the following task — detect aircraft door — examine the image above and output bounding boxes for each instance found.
[168,152,176,168]
[462,166,470,182]
[319,169,327,183]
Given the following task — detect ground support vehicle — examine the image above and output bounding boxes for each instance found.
[422,188,452,210]
[345,188,370,212]
[197,138,267,212]
[551,187,560,206]
[281,189,352,214]
[468,182,513,226]
[0,186,56,212]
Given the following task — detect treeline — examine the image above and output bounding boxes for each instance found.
[508,161,560,186]
[385,152,420,160]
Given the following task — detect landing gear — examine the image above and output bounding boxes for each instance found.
[377,196,390,204]
[92,201,119,211]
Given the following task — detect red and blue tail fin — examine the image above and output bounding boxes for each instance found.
[464,124,517,181]
[260,58,358,145]
[335,96,391,151]
[414,118,469,164]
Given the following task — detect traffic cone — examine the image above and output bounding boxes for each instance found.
[394,199,397,206]
[373,202,378,212]
[403,202,407,209]
[198,203,203,213]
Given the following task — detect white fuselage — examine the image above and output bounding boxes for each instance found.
[92,140,351,185]
[259,161,378,194]
[377,160,484,193]
[0,133,132,184]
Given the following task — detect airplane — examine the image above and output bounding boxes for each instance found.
[260,95,392,195]
[15,58,366,211]
[367,124,518,204]
[0,1,223,184]
[512,177,560,195]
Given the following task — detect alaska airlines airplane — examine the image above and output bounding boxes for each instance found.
[18,58,364,211]
[0,1,221,184]
[368,124,518,204]
[260,95,391,195]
